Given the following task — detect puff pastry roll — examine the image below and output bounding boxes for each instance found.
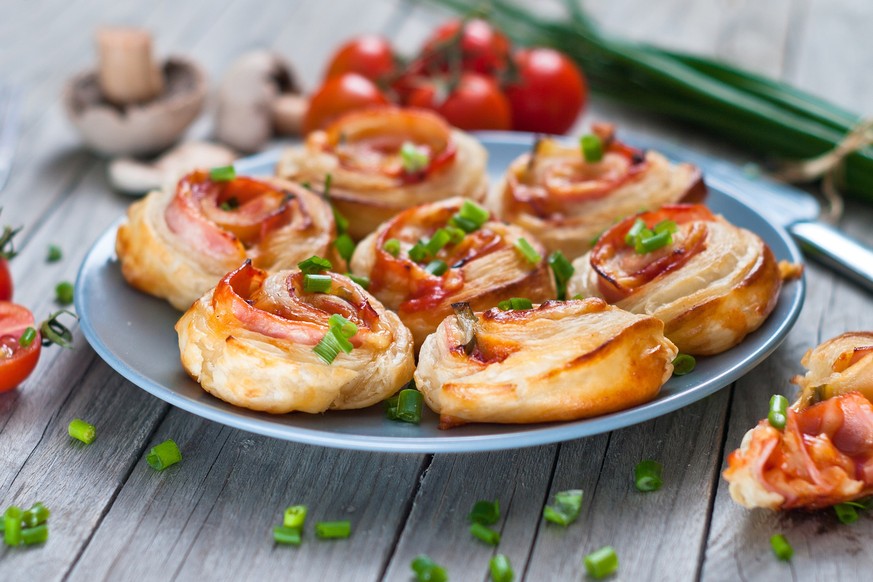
[415,298,678,428]
[176,261,414,414]
[276,107,488,240]
[567,204,783,356]
[793,332,873,407]
[350,196,556,349]
[116,170,339,310]
[487,124,705,259]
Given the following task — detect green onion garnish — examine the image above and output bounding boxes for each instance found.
[469,499,500,525]
[514,237,541,264]
[635,229,672,254]
[768,395,788,430]
[334,233,355,263]
[548,251,574,300]
[385,388,423,424]
[580,134,604,163]
[400,141,430,173]
[671,354,696,376]
[425,228,452,256]
[22,503,49,528]
[446,226,466,244]
[654,219,678,235]
[19,327,36,348]
[584,546,619,579]
[55,281,74,306]
[303,273,333,293]
[425,260,448,276]
[770,534,793,560]
[489,554,514,582]
[470,522,500,545]
[68,418,96,445]
[209,165,236,181]
[4,506,22,546]
[298,255,332,274]
[347,273,370,289]
[543,489,583,526]
[624,219,646,245]
[497,297,533,311]
[450,200,489,233]
[834,503,859,524]
[40,310,76,349]
[333,208,349,236]
[383,238,401,257]
[411,555,448,582]
[408,242,429,263]
[21,525,48,545]
[313,314,358,365]
[284,505,307,529]
[46,245,62,263]
[219,197,239,211]
[273,525,302,546]
[315,520,351,539]
[634,460,663,492]
[146,439,182,471]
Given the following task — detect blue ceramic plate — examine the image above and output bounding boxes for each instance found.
[76,133,805,452]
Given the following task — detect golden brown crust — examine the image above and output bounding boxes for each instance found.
[792,332,873,407]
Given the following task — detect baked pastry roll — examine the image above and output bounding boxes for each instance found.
[487,124,705,259]
[793,332,873,407]
[350,196,556,349]
[276,107,488,240]
[567,204,782,356]
[176,261,414,414]
[415,298,678,428]
[116,170,339,310]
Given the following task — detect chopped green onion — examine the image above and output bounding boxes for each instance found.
[450,200,489,233]
[835,503,859,524]
[303,273,333,293]
[315,520,351,539]
[768,395,789,430]
[634,460,663,492]
[334,234,355,263]
[634,230,672,254]
[543,489,583,526]
[490,554,514,582]
[4,506,22,546]
[584,546,619,579]
[446,226,466,244]
[548,251,575,300]
[219,197,239,211]
[514,238,541,264]
[68,418,96,445]
[498,297,533,311]
[273,525,302,546]
[449,215,479,233]
[425,260,448,276]
[654,220,678,235]
[400,141,430,173]
[146,439,182,471]
[21,525,48,545]
[328,314,358,338]
[298,255,332,274]
[409,242,429,263]
[19,327,36,348]
[313,315,357,364]
[469,499,500,525]
[770,534,793,560]
[347,273,370,289]
[411,555,448,582]
[209,165,236,181]
[46,245,62,263]
[624,219,647,245]
[425,228,452,255]
[672,354,696,376]
[22,503,50,528]
[333,208,350,236]
[55,281,74,306]
[284,505,307,529]
[580,134,604,162]
[470,522,500,545]
[386,388,423,424]
[383,238,401,257]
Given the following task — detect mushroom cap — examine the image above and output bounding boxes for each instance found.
[64,56,207,157]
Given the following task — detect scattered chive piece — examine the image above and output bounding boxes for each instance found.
[334,234,355,263]
[671,354,696,376]
[4,506,22,546]
[654,220,678,235]
[497,297,533,311]
[298,255,332,274]
[68,418,96,445]
[548,251,574,300]
[400,141,430,173]
[425,228,452,256]
[315,520,351,539]
[146,439,182,471]
[470,522,500,545]
[219,197,239,211]
[490,554,514,582]
[469,499,500,525]
[635,229,672,254]
[770,534,793,560]
[303,273,333,293]
[634,460,663,492]
[768,395,789,430]
[46,245,62,263]
[543,489,583,526]
[333,209,350,236]
[284,505,307,529]
[411,555,448,582]
[313,314,358,364]
[383,238,401,257]
[22,503,50,528]
[624,219,646,245]
[425,260,448,276]
[273,525,302,546]
[328,313,358,338]
[21,525,48,545]
[450,200,489,233]
[514,238,541,264]
[584,546,619,579]
[408,242,429,263]
[19,327,36,348]
[347,273,370,289]
[580,134,604,163]
[834,503,859,524]
[446,226,466,244]
[55,281,74,306]
[386,388,423,424]
[209,165,236,182]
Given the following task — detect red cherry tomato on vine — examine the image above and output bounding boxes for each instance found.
[407,73,512,131]
[0,302,41,392]
[420,18,511,75]
[303,73,390,134]
[505,48,588,135]
[325,35,396,82]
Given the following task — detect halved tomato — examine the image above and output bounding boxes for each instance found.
[0,301,41,392]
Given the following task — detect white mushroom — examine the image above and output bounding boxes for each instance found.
[108,141,237,195]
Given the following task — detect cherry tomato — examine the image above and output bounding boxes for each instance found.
[303,73,390,134]
[420,18,511,75]
[505,48,588,135]
[325,35,396,82]
[0,301,41,392]
[407,73,512,131]
[0,259,11,301]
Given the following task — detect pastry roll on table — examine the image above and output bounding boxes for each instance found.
[487,124,705,260]
[176,261,415,414]
[277,107,488,240]
[350,196,556,349]
[414,298,678,428]
[567,204,783,356]
[116,170,339,310]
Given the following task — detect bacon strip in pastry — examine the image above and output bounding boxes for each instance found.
[116,171,339,310]
[176,261,414,414]
[487,124,705,260]
[277,107,488,240]
[350,196,555,349]
[567,204,783,356]
[415,298,677,428]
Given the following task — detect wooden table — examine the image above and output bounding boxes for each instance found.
[2,0,872,580]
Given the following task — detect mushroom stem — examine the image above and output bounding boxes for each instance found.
[96,27,164,105]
